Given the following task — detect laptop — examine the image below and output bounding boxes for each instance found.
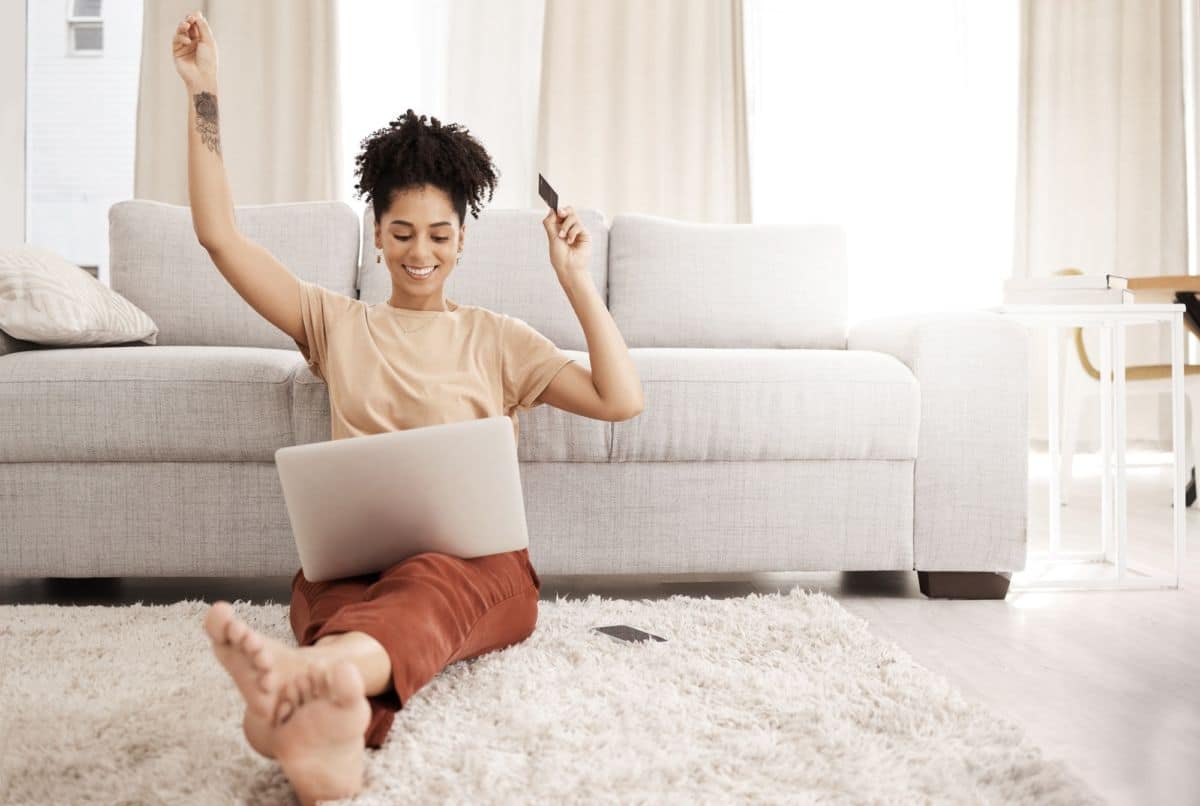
[275,416,530,582]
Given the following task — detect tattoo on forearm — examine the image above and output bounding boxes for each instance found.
[193,91,221,156]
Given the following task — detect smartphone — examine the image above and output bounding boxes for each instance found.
[591,624,667,643]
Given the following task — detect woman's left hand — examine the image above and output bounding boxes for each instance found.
[543,206,592,282]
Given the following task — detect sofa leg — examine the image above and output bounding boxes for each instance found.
[916,571,1011,600]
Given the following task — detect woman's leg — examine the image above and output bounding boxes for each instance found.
[289,547,541,749]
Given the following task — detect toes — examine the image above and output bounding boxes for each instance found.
[309,662,328,700]
[280,676,300,710]
[295,673,313,706]
[203,600,234,644]
[227,618,247,645]
[308,664,327,699]
[240,629,264,655]
[274,694,295,727]
[250,645,273,673]
[268,678,300,727]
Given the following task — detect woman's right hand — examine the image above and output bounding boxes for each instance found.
[172,11,218,90]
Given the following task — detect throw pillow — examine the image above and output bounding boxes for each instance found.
[0,244,158,346]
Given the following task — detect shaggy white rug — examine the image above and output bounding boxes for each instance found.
[0,588,1101,805]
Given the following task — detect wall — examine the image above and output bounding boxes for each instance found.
[0,2,25,248]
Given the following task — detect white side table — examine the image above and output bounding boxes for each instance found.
[990,303,1187,590]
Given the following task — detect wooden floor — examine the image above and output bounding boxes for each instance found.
[2,449,1195,806]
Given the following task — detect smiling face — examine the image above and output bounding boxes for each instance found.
[374,184,466,311]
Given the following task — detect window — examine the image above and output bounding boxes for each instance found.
[744,0,1020,325]
[67,0,103,56]
[27,0,142,283]
[337,1,448,222]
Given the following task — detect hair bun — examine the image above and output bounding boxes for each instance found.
[354,109,500,226]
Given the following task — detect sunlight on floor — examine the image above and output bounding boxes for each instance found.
[1015,447,1193,593]
[1006,592,1062,610]
[1027,448,1184,480]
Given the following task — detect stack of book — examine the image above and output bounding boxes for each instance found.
[1003,274,1132,305]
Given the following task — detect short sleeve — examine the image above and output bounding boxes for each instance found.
[295,279,358,381]
[501,314,575,412]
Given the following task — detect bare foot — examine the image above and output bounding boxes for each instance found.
[274,660,371,805]
[203,600,333,724]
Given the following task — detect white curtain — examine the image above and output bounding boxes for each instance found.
[338,0,748,225]
[339,1,541,219]
[337,0,547,221]
[535,0,751,224]
[134,0,342,205]
[443,0,548,214]
[339,0,452,220]
[1017,0,1187,448]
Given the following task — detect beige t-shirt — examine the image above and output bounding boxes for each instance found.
[293,279,575,444]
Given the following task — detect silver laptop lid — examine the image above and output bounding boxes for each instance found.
[275,416,529,582]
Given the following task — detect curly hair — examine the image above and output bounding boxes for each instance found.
[353,109,500,227]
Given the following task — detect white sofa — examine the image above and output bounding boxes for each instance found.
[0,200,1029,599]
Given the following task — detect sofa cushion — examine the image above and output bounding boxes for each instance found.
[0,344,611,464]
[108,200,360,349]
[1,345,909,465]
[0,345,296,462]
[611,348,919,461]
[356,205,608,353]
[608,214,848,349]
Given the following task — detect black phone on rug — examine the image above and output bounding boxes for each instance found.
[592,624,667,643]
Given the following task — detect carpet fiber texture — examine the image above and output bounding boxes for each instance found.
[0,588,1101,804]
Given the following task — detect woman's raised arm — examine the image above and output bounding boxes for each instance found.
[173,11,235,250]
[169,11,307,347]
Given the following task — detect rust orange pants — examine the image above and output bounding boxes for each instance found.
[289,547,541,748]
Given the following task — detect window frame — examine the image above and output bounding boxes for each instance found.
[66,0,103,57]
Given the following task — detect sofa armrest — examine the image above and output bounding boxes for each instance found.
[847,312,1029,572]
[0,329,42,358]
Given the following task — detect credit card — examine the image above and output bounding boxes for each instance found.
[538,173,559,212]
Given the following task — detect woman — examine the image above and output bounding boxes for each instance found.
[173,11,643,804]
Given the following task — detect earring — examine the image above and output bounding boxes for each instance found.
[376,249,381,264]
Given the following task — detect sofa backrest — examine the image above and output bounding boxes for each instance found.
[607,214,848,349]
[108,199,359,348]
[356,204,607,352]
[108,200,846,351]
